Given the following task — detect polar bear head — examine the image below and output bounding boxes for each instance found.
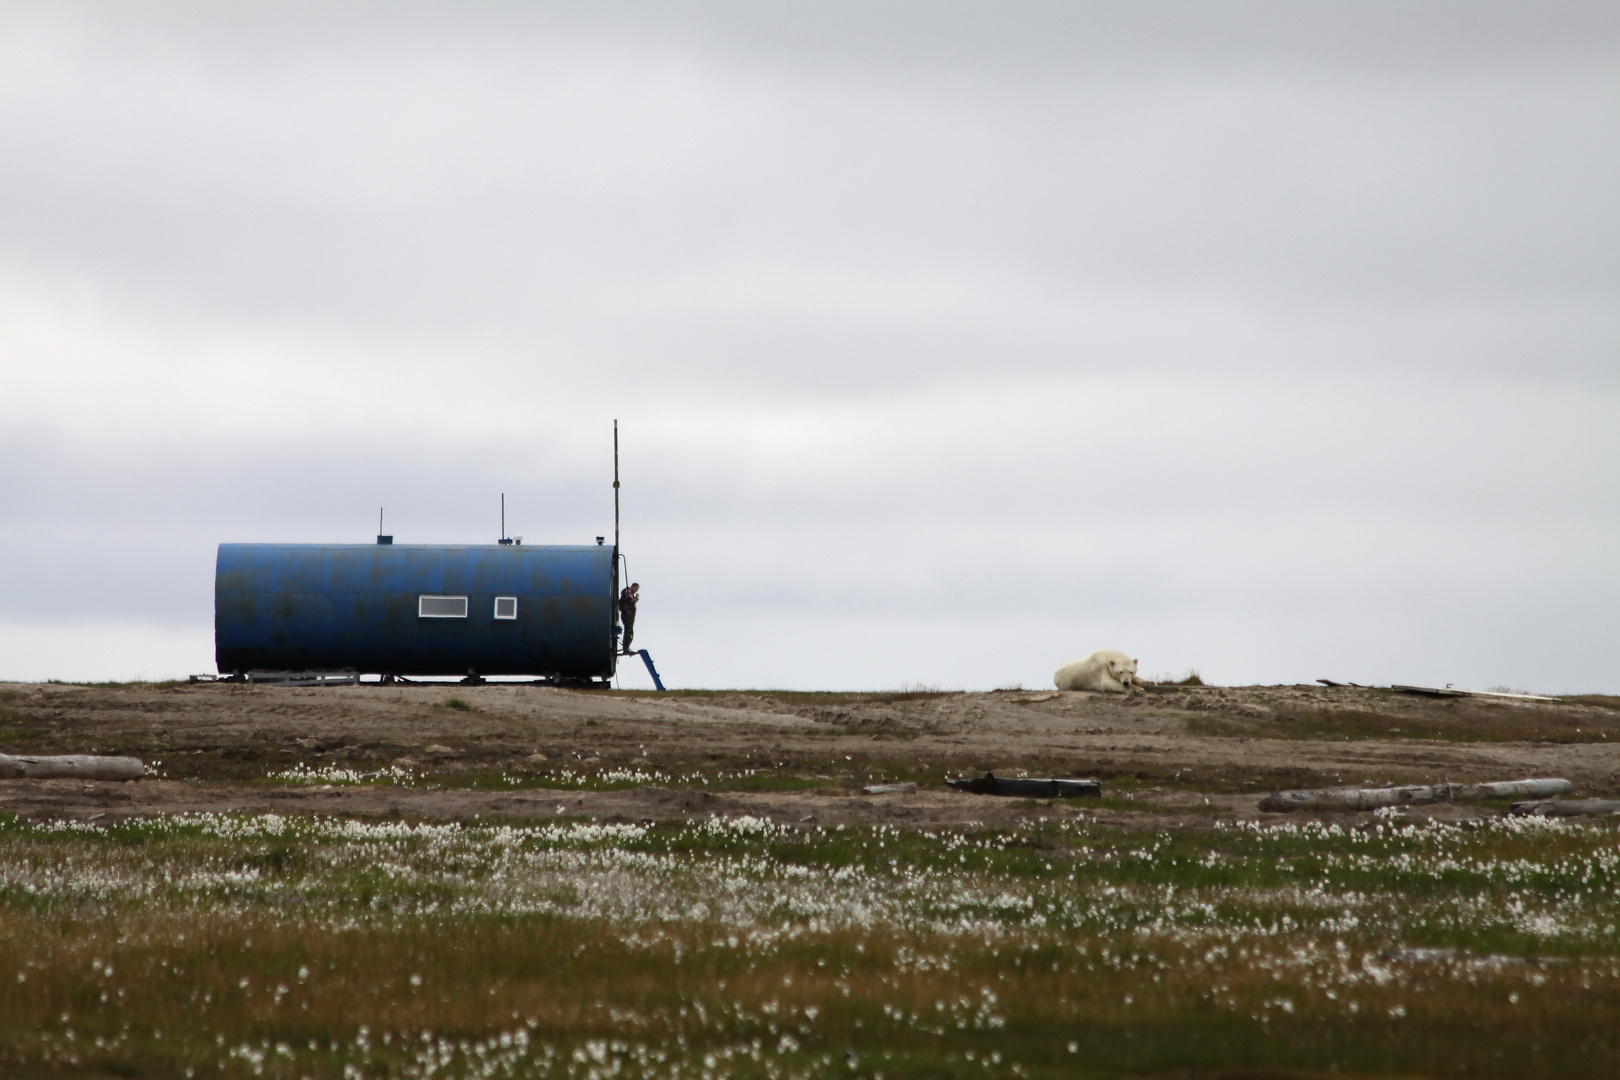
[1102,651,1138,688]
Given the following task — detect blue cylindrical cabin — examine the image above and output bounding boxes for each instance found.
[215,543,618,678]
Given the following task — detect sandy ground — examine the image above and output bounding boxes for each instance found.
[2,680,1617,828]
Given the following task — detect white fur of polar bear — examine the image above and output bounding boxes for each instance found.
[1054,650,1140,693]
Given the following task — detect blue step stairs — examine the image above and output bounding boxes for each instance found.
[633,648,665,691]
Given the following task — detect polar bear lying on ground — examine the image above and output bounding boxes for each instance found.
[1054,650,1141,693]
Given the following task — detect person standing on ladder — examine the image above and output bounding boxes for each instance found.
[618,582,640,654]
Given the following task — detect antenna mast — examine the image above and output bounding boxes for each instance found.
[501,493,505,541]
[613,420,620,557]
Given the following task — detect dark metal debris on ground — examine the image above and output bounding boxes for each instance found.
[946,773,1101,798]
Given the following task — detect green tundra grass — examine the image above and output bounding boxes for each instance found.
[1,809,1617,1079]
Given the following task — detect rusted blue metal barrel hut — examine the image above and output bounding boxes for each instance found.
[215,543,618,678]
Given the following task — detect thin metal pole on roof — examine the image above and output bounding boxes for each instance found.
[501,493,505,541]
[613,420,620,558]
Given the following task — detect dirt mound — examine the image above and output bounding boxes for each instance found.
[1,681,1616,825]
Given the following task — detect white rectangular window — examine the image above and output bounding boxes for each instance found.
[418,595,468,618]
[493,596,518,620]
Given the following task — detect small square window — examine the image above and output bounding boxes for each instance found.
[419,595,468,618]
[493,596,518,620]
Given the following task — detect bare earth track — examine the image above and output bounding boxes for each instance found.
[2,680,1617,827]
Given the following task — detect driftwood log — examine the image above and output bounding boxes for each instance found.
[947,773,1102,798]
[861,782,918,796]
[1260,778,1571,813]
[1508,799,1620,818]
[0,753,146,781]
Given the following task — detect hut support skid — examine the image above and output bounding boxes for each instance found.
[1259,777,1571,812]
[246,671,360,687]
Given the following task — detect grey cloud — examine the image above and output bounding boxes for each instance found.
[1,429,614,625]
[0,3,1615,688]
[1,3,1615,363]
[67,2,1620,77]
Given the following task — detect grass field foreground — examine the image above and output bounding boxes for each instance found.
[1,810,1618,1078]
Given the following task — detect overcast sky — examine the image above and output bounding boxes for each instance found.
[2,2,1616,691]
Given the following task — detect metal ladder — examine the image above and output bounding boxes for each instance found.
[635,649,665,692]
